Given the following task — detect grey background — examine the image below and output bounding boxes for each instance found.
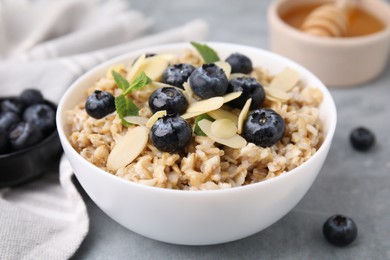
[72,0,390,259]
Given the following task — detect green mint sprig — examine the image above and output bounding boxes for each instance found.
[194,114,215,136]
[112,71,152,126]
[190,42,220,63]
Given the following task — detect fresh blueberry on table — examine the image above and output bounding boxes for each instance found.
[150,115,192,153]
[8,122,43,151]
[350,127,375,151]
[161,63,196,89]
[85,90,115,119]
[0,112,21,132]
[243,108,285,147]
[1,98,25,115]
[323,214,358,246]
[19,89,44,106]
[23,104,56,136]
[189,63,229,99]
[225,53,253,74]
[226,77,265,109]
[148,87,188,115]
[0,128,8,154]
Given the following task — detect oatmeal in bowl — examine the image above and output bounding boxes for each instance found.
[66,42,324,190]
[57,42,336,245]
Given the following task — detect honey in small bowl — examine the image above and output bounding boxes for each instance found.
[281,3,385,37]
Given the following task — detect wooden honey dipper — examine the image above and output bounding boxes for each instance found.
[301,0,352,37]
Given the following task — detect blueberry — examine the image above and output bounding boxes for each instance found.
[0,112,21,132]
[323,214,358,246]
[150,115,192,153]
[0,128,8,154]
[1,98,25,115]
[149,87,188,115]
[161,63,196,89]
[350,127,375,151]
[243,108,285,147]
[23,104,56,136]
[225,53,253,74]
[189,64,229,99]
[19,89,44,106]
[226,77,265,109]
[85,90,115,119]
[9,122,43,151]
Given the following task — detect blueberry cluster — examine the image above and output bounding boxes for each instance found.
[146,52,287,152]
[0,89,56,154]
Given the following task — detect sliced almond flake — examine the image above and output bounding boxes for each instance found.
[211,119,237,138]
[182,81,197,104]
[237,98,252,134]
[146,110,167,128]
[207,109,238,123]
[214,61,231,78]
[181,111,204,120]
[123,116,149,125]
[127,54,146,83]
[264,86,291,102]
[223,92,242,103]
[186,97,224,113]
[269,68,300,92]
[106,64,126,79]
[229,73,250,80]
[198,119,247,149]
[158,54,176,63]
[107,126,149,171]
[142,55,169,81]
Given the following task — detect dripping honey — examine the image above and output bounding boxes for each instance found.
[281,3,386,37]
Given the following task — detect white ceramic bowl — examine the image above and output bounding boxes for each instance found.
[56,42,337,245]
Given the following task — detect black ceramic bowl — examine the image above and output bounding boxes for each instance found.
[0,99,63,187]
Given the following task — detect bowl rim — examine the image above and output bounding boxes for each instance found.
[0,99,59,159]
[57,41,337,194]
[268,0,390,46]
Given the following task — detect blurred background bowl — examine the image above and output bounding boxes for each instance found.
[268,0,390,87]
[57,42,337,245]
[0,100,63,188]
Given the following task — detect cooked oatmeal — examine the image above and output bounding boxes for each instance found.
[67,48,324,190]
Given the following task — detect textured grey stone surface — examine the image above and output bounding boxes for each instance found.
[72,0,390,259]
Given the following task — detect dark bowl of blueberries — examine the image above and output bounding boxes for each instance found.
[0,89,63,187]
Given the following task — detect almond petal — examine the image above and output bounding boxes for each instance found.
[237,98,252,134]
[146,110,167,128]
[264,86,291,101]
[123,116,149,125]
[270,68,300,92]
[127,54,146,83]
[107,126,149,171]
[214,61,231,78]
[198,119,247,149]
[223,92,242,103]
[143,56,169,81]
[186,97,224,113]
[211,119,237,138]
[207,109,238,123]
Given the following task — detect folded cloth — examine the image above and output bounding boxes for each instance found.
[0,0,208,259]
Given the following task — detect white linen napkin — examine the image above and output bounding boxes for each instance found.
[0,0,208,259]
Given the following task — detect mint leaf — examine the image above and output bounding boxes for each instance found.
[115,94,139,126]
[191,42,220,63]
[112,71,129,91]
[194,114,214,136]
[124,72,152,95]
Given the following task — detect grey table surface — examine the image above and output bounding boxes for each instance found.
[72,0,390,259]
